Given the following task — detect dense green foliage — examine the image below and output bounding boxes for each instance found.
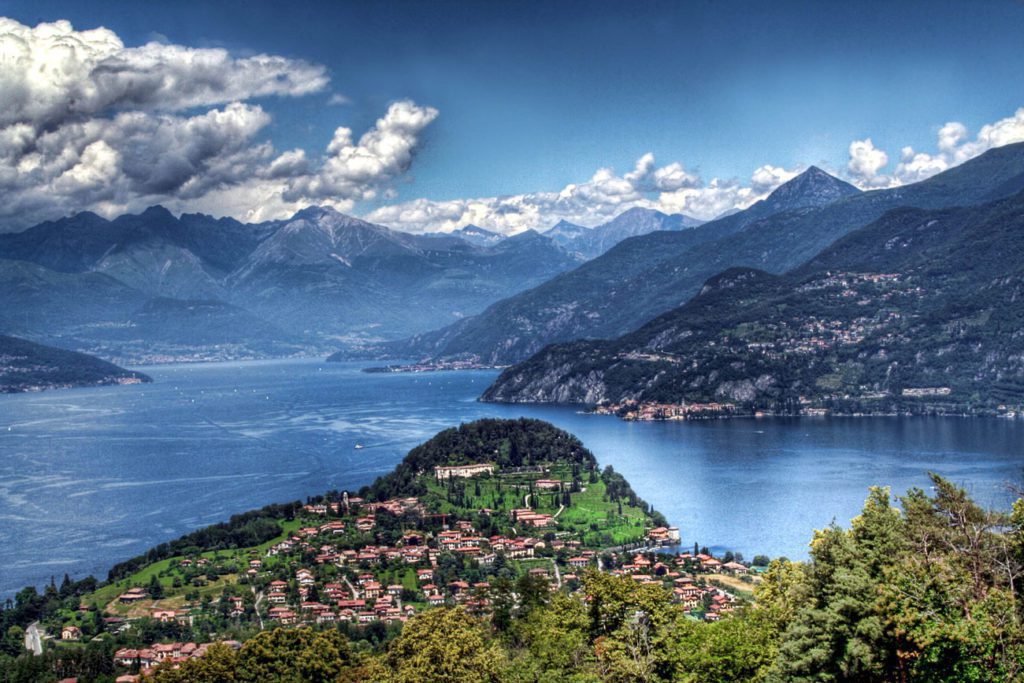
[362,418,598,500]
[487,187,1024,414]
[3,449,1023,680]
[126,479,1024,680]
[106,503,301,581]
[0,335,150,393]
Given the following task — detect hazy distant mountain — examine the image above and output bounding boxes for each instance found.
[345,144,1024,366]
[483,187,1024,415]
[0,204,584,360]
[0,335,150,393]
[544,220,590,248]
[566,208,704,259]
[226,207,583,339]
[0,206,276,282]
[543,209,704,259]
[455,225,505,247]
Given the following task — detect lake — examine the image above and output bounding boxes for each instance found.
[1,358,1022,597]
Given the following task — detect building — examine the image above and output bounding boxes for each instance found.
[434,463,495,480]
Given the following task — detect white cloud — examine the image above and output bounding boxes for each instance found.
[750,165,800,194]
[367,103,1024,235]
[364,155,800,234]
[0,18,327,130]
[846,138,892,188]
[0,17,437,229]
[846,108,1024,190]
[2,17,1023,238]
[285,100,439,203]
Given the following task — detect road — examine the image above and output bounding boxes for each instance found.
[24,621,42,655]
[252,588,266,631]
[550,559,562,589]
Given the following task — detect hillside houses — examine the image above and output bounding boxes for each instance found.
[434,463,496,480]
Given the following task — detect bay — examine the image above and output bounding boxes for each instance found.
[1,358,1021,597]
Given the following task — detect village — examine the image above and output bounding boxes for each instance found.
[38,460,761,680]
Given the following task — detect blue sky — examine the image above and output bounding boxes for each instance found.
[2,0,1024,231]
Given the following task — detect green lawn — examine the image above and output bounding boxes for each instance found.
[85,517,305,609]
[422,467,650,547]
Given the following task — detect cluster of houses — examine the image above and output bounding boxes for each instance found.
[110,640,241,680]
[258,512,564,627]
[52,462,764,680]
[594,400,737,421]
[601,550,750,621]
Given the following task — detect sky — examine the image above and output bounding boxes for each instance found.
[1,0,1023,233]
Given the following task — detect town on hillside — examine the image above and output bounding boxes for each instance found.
[12,454,766,681]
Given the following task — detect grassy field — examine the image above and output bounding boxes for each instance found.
[86,517,305,613]
[421,465,650,547]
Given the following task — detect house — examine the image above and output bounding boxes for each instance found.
[434,463,495,480]
[61,625,81,641]
[114,648,156,668]
[118,587,147,604]
[721,561,748,575]
[701,558,722,572]
[568,556,590,569]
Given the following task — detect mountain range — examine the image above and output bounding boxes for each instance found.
[0,203,706,363]
[482,184,1024,415]
[543,208,704,259]
[345,144,1024,367]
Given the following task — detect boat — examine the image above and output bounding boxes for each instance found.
[354,443,364,450]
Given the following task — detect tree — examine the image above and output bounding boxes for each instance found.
[232,627,353,682]
[768,487,907,681]
[378,607,505,682]
[148,573,165,599]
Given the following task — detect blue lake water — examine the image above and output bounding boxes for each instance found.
[1,358,1022,597]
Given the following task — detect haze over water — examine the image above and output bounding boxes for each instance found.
[1,358,1021,597]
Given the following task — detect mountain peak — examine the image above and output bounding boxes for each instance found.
[292,205,342,221]
[140,205,176,220]
[617,206,664,219]
[459,224,499,237]
[763,166,861,211]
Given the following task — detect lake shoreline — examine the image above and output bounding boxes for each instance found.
[3,358,1022,598]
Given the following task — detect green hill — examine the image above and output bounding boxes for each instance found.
[0,335,151,393]
[344,143,1024,367]
[483,188,1024,416]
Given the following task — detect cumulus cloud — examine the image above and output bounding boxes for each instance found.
[364,155,798,234]
[846,138,891,188]
[0,17,436,229]
[844,108,1024,190]
[366,103,1024,235]
[286,100,438,203]
[2,17,1023,237]
[0,18,327,130]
